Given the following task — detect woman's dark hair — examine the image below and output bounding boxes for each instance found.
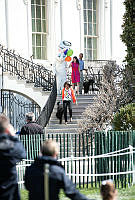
[72,56,79,64]
[100,181,117,200]
[64,81,71,88]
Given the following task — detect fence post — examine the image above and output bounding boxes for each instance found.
[129,145,134,186]
[133,165,135,185]
[44,164,49,200]
[44,127,46,139]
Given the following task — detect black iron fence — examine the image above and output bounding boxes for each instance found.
[0,44,55,91]
[0,44,57,130]
[1,90,41,131]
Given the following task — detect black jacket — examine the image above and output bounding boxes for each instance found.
[25,156,90,200]
[0,134,26,200]
[20,121,44,135]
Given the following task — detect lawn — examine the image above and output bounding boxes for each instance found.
[21,185,135,200]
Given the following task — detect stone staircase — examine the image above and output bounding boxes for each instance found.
[46,94,95,157]
[46,94,95,134]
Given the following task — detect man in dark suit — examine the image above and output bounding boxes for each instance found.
[20,112,44,159]
[20,112,44,135]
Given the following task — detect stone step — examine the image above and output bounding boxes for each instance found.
[54,102,92,108]
[51,111,84,117]
[53,106,86,112]
[56,98,94,103]
[46,128,80,133]
[49,119,79,125]
[47,123,78,129]
[53,106,87,112]
[57,94,96,99]
[50,115,83,120]
[51,112,84,117]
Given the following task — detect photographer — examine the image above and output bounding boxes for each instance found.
[0,114,25,200]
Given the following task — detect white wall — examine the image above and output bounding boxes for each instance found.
[0,0,7,46]
[4,0,30,58]
[62,0,81,57]
[111,0,126,64]
[0,0,126,65]
[97,0,126,63]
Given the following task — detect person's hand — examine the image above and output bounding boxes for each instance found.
[6,124,16,136]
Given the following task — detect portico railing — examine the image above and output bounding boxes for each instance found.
[0,44,55,91]
[0,44,57,128]
[66,60,116,92]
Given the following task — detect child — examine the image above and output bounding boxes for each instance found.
[62,82,76,125]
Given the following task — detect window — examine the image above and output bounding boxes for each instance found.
[31,0,47,60]
[83,0,97,60]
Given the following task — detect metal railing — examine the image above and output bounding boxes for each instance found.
[0,44,55,91]
[66,60,116,92]
[1,90,41,131]
[36,77,57,127]
[0,44,57,129]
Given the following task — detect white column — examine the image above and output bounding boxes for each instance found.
[110,0,113,60]
[23,0,32,59]
[54,0,61,56]
[76,0,82,53]
[98,0,105,59]
[23,0,32,58]
[104,0,111,60]
[5,0,10,48]
[60,0,63,40]
[47,0,56,63]
[80,0,84,53]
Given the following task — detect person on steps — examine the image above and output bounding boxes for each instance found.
[70,56,80,95]
[79,53,84,94]
[62,82,76,125]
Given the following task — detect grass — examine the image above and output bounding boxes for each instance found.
[21,190,28,200]
[21,185,135,200]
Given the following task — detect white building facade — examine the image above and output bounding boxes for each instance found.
[0,0,126,68]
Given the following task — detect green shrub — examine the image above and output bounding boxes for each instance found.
[113,103,135,131]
